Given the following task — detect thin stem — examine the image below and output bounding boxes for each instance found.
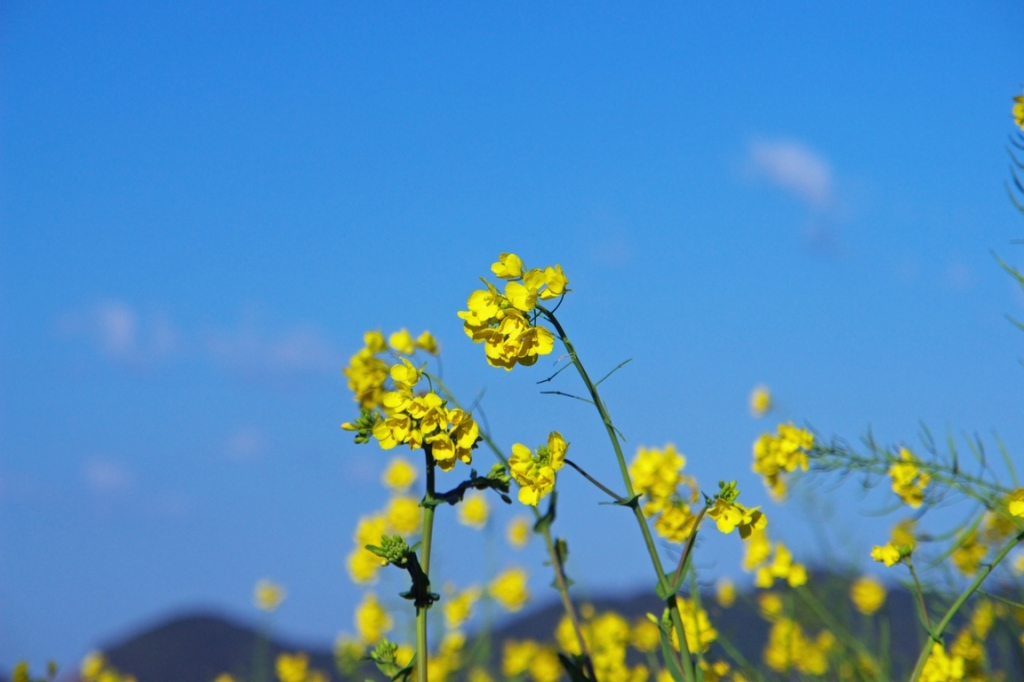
[564,458,627,503]
[908,530,1024,682]
[905,561,933,633]
[416,448,438,682]
[538,305,696,682]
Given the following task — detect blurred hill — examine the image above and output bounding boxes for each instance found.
[80,575,1021,682]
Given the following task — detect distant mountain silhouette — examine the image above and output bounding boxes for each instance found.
[85,574,1022,682]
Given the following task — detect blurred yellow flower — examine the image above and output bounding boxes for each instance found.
[631,617,661,653]
[716,577,736,608]
[415,330,439,355]
[213,675,236,682]
[507,515,531,549]
[275,653,309,682]
[1007,488,1024,517]
[888,448,930,509]
[254,579,286,612]
[468,667,494,682]
[443,585,482,630]
[674,597,717,653]
[758,592,785,621]
[388,329,416,355]
[381,457,417,492]
[951,530,987,576]
[347,547,382,584]
[458,492,490,529]
[502,640,539,676]
[752,424,813,500]
[81,652,105,681]
[385,496,422,536]
[489,567,530,612]
[850,575,886,615]
[355,592,392,644]
[529,648,563,682]
[1012,551,1024,576]
[749,385,772,417]
[1014,94,1024,131]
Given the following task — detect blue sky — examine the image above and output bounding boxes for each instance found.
[3,0,1024,671]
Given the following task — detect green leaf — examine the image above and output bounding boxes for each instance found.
[657,612,689,682]
[557,653,592,682]
[599,494,641,508]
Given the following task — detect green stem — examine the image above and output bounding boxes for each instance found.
[795,586,880,681]
[425,372,596,679]
[538,306,696,682]
[417,449,437,682]
[906,561,933,634]
[908,529,1024,682]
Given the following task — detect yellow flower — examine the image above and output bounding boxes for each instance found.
[891,518,917,550]
[653,501,697,543]
[752,423,813,500]
[443,585,482,630]
[742,527,772,571]
[1014,94,1024,131]
[342,344,391,409]
[354,592,392,644]
[870,543,904,567]
[468,667,494,682]
[213,675,236,682]
[254,579,286,612]
[492,253,524,279]
[528,648,563,682]
[888,448,931,509]
[763,620,832,675]
[758,592,784,621]
[850,575,886,615]
[81,652,106,681]
[389,329,416,355]
[674,597,717,653]
[458,492,490,529]
[333,636,365,676]
[951,530,987,576]
[381,456,417,492]
[490,567,530,612]
[385,496,422,536]
[1006,488,1024,518]
[415,330,439,355]
[630,444,693,512]
[631,617,661,653]
[1012,551,1024,576]
[753,542,807,588]
[276,653,310,682]
[707,496,767,539]
[539,265,569,300]
[502,640,538,676]
[716,577,736,608]
[919,643,965,682]
[749,385,772,417]
[508,434,567,506]
[507,516,531,549]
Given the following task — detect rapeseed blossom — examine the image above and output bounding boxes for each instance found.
[715,577,736,608]
[951,530,987,576]
[507,515,531,549]
[919,643,966,682]
[275,653,328,682]
[489,567,530,612]
[707,481,767,539]
[458,253,567,370]
[1006,488,1024,517]
[749,385,772,417]
[630,617,661,653]
[254,579,286,612]
[347,513,391,584]
[752,423,813,500]
[888,447,931,508]
[850,575,886,615]
[1015,93,1024,131]
[385,496,422,535]
[381,456,417,492]
[355,592,392,644]
[457,491,489,529]
[870,542,905,567]
[752,542,807,588]
[630,444,702,543]
[443,584,482,630]
[758,592,785,621]
[674,597,718,654]
[763,619,834,675]
[508,432,567,506]
[502,640,539,677]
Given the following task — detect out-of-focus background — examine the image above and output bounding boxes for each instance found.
[3,0,1024,673]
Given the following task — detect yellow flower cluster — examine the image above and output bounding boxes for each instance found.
[555,608,650,682]
[763,619,835,675]
[443,584,482,631]
[674,596,719,654]
[629,444,699,543]
[347,457,424,584]
[507,515,531,549]
[80,653,137,682]
[749,385,772,417]
[501,640,563,682]
[343,330,438,410]
[1015,93,1024,131]
[707,493,767,539]
[458,253,567,370]
[1005,488,1024,517]
[351,359,480,471]
[870,518,918,567]
[743,529,807,588]
[509,432,568,506]
[489,566,530,612]
[951,530,988,576]
[752,423,813,500]
[457,491,490,529]
[354,592,392,645]
[275,653,328,682]
[888,447,931,508]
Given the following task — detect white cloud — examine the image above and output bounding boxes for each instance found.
[225,427,270,461]
[82,458,134,495]
[205,324,342,379]
[749,139,834,210]
[59,301,178,366]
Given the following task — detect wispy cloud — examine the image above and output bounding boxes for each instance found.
[205,323,342,380]
[82,458,135,495]
[749,138,835,210]
[225,427,270,461]
[59,301,178,366]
